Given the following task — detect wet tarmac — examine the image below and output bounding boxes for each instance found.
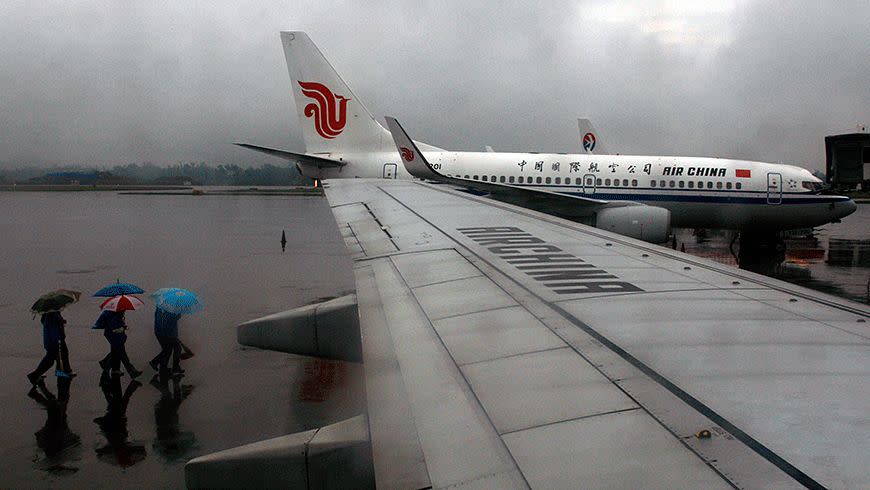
[0,192,360,488]
[673,203,870,304]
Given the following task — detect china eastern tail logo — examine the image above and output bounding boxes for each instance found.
[400,147,414,162]
[298,81,351,139]
[582,132,596,152]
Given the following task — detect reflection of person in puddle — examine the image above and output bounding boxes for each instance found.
[94,374,146,467]
[150,373,197,462]
[28,377,80,473]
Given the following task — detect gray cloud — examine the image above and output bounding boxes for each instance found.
[0,0,867,170]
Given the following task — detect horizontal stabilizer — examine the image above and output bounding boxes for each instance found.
[235,143,346,168]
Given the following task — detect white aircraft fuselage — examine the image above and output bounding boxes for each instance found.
[306,149,855,231]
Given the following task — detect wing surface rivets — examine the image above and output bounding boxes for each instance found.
[695,429,712,439]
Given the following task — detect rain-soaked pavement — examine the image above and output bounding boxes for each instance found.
[1,191,867,488]
[0,192,360,488]
[673,203,870,304]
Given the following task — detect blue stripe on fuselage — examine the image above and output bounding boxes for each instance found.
[516,186,847,205]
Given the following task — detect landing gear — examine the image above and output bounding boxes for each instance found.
[737,231,786,275]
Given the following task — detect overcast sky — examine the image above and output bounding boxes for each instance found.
[0,0,867,171]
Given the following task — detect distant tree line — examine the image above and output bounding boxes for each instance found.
[0,162,311,186]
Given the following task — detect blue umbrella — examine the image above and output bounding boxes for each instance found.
[149,288,181,300]
[155,288,202,315]
[94,281,145,297]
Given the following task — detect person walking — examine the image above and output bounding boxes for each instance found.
[149,308,183,375]
[95,309,142,378]
[28,311,75,384]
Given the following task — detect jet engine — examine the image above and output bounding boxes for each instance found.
[595,205,671,243]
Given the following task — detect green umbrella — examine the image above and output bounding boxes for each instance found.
[31,289,82,315]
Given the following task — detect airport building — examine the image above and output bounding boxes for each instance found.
[825,132,870,189]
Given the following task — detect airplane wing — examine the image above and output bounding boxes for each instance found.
[322,176,869,489]
[234,142,346,168]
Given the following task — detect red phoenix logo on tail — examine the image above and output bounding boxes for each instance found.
[400,147,414,162]
[298,81,351,139]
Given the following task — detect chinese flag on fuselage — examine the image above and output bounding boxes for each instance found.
[735,169,751,178]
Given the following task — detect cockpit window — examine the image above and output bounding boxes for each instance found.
[801,181,823,193]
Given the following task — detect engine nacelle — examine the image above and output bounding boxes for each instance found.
[595,205,671,243]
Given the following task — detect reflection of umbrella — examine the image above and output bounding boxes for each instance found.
[99,295,144,312]
[31,289,81,315]
[94,282,144,298]
[154,289,202,315]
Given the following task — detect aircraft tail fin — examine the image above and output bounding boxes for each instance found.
[281,31,389,154]
[578,118,607,154]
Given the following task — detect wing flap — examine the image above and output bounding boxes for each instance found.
[356,255,527,489]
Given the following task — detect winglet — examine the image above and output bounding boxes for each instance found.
[384,117,442,180]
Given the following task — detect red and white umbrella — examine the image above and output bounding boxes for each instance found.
[99,294,144,312]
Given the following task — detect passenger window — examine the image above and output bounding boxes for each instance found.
[544,177,550,184]
[660,180,666,187]
[509,176,515,183]
[736,182,742,189]
[688,181,694,188]
[621,179,627,186]
[716,181,723,189]
[536,177,542,184]
[651,180,657,187]
[631,179,637,186]
[669,181,675,188]
[596,178,602,185]
[707,182,713,189]
[473,175,479,180]
[464,175,469,179]
[603,178,610,185]
[697,181,702,188]
[586,178,593,186]
[678,181,684,188]
[555,177,561,184]
[726,182,731,189]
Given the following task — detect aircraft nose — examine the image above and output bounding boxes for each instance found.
[835,198,857,220]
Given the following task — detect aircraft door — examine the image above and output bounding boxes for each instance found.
[383,163,397,179]
[766,172,782,204]
[582,173,597,194]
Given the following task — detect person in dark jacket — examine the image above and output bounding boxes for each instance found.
[95,310,142,378]
[28,311,75,384]
[149,308,183,374]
